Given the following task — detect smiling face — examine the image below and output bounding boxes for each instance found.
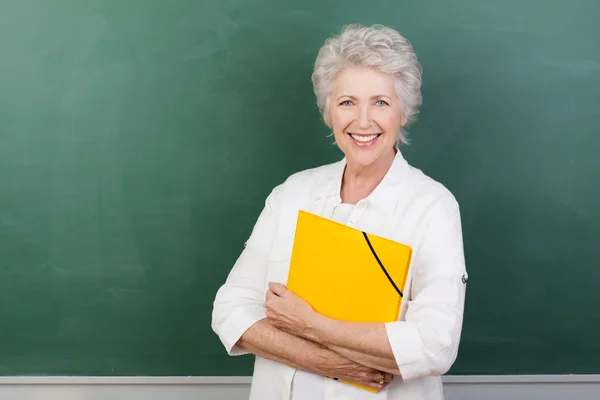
[328,67,406,168]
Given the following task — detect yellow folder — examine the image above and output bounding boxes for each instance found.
[286,210,413,391]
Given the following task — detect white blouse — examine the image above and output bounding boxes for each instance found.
[212,150,468,400]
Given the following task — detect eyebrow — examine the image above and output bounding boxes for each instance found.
[336,94,392,101]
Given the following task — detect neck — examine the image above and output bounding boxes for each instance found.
[340,147,396,204]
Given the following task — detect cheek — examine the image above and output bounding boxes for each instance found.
[330,110,353,132]
[376,112,403,132]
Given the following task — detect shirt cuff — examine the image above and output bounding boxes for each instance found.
[217,305,266,356]
[385,321,431,381]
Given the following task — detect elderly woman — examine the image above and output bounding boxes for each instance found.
[212,24,467,400]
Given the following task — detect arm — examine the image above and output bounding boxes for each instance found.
[382,197,467,381]
[211,186,391,389]
[236,319,316,371]
[211,186,282,356]
[238,319,393,390]
[327,343,400,375]
[267,195,467,381]
[266,283,399,374]
[310,321,400,375]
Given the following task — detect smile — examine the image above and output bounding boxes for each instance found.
[348,133,381,145]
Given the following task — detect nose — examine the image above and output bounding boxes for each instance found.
[357,104,371,130]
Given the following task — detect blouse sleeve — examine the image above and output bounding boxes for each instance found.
[211,185,282,355]
[384,195,468,381]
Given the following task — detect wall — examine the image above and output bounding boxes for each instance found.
[0,376,598,399]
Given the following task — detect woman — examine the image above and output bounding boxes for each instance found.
[212,24,467,399]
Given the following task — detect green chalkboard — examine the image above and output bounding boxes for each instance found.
[1,0,599,376]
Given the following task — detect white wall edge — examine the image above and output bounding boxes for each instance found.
[0,375,598,385]
[442,375,600,383]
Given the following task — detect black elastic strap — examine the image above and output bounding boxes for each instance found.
[362,232,403,298]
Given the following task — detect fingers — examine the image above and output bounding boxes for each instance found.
[265,290,274,309]
[265,289,276,301]
[372,370,380,383]
[268,282,287,296]
[362,371,393,391]
[370,370,393,382]
[334,377,389,392]
[265,290,277,320]
[323,359,394,391]
[346,370,386,390]
[364,381,386,391]
[383,372,394,383]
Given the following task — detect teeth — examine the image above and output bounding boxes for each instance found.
[350,134,379,142]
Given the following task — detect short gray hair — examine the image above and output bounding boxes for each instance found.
[311,24,423,144]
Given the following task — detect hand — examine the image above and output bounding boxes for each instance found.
[265,282,319,340]
[315,349,394,391]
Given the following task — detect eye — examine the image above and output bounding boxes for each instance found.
[375,100,389,107]
[339,100,354,106]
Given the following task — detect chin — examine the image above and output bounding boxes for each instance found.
[345,151,381,167]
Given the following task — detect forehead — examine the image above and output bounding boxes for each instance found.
[333,67,397,96]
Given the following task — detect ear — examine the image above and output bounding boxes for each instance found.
[400,114,408,127]
[324,112,332,128]
[323,97,333,128]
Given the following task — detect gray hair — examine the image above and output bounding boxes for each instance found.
[311,24,423,144]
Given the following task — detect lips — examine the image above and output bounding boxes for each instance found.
[348,133,382,145]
